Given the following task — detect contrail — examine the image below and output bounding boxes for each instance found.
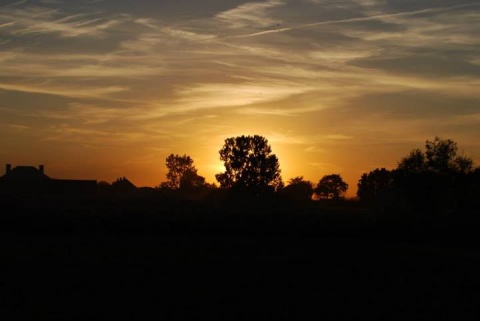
[0,22,16,28]
[220,2,480,40]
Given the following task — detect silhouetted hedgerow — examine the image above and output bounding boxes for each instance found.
[357,137,480,224]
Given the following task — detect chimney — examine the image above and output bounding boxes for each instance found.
[39,165,44,174]
[6,164,11,174]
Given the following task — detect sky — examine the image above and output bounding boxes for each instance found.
[1,0,479,196]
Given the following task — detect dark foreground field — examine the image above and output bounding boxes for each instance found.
[1,202,480,320]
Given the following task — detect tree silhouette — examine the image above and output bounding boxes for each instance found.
[425,136,459,173]
[395,137,476,213]
[180,170,206,190]
[397,148,425,172]
[281,176,314,203]
[163,154,205,190]
[359,137,478,215]
[357,168,396,206]
[452,155,474,174]
[215,135,283,194]
[315,174,348,200]
[398,137,474,175]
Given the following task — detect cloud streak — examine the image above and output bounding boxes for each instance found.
[173,81,314,112]
[216,0,285,29]
[0,6,133,38]
[221,2,480,40]
[0,82,129,99]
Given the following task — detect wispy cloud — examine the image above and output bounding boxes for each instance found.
[173,81,314,112]
[305,146,326,154]
[221,2,480,40]
[0,6,127,38]
[307,161,344,173]
[160,27,216,42]
[0,21,15,28]
[0,52,165,78]
[216,0,285,29]
[0,82,129,99]
[40,0,64,4]
[7,124,31,130]
[38,102,132,124]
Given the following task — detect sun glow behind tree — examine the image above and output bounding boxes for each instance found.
[0,0,478,194]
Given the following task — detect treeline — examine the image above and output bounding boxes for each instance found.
[357,137,480,222]
[2,135,479,238]
[97,135,480,218]
[98,135,350,204]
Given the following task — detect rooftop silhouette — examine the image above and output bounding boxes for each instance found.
[0,163,97,196]
[1,164,49,181]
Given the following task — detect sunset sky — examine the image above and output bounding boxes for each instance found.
[1,0,479,196]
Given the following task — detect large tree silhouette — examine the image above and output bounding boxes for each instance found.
[216,135,282,193]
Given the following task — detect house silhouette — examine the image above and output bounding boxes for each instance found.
[0,164,97,196]
[111,177,137,193]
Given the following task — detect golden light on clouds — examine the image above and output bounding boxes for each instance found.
[1,0,479,197]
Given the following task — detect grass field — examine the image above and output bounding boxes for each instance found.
[1,203,480,320]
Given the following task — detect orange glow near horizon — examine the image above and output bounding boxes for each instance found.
[1,1,479,198]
